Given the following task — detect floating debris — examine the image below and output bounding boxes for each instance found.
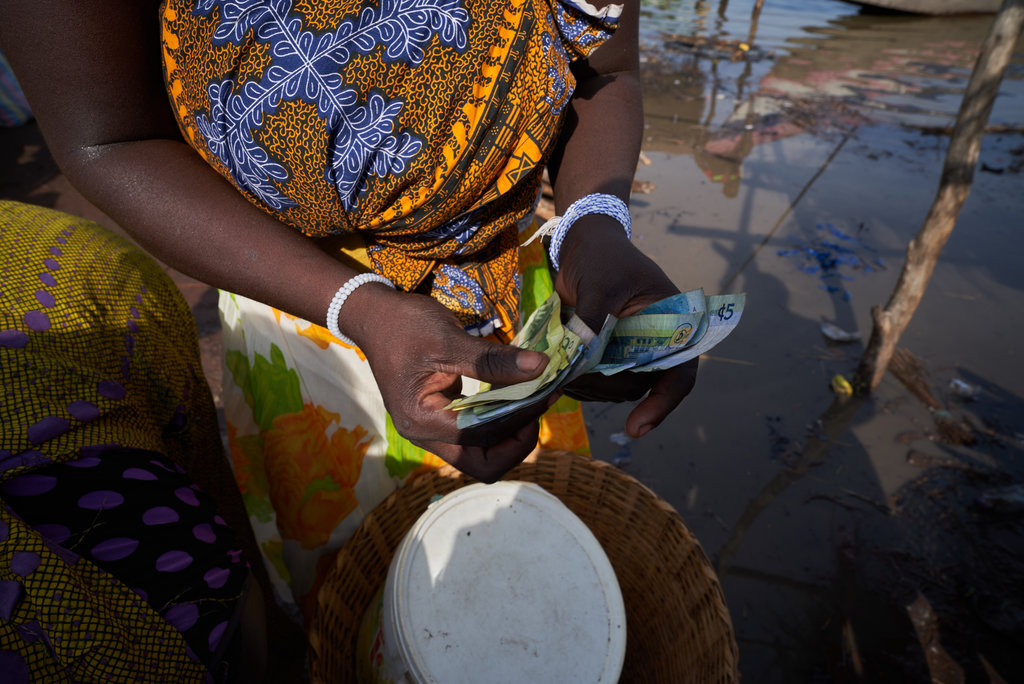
[609,431,632,467]
[831,374,854,397]
[821,322,861,344]
[777,223,884,301]
[948,378,981,401]
[662,34,773,63]
[630,179,656,194]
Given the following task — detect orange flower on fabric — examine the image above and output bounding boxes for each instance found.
[262,404,371,549]
[273,306,367,359]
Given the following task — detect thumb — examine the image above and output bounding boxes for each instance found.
[452,335,549,387]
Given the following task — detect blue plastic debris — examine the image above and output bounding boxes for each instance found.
[777,223,882,300]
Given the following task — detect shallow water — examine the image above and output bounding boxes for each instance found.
[640,0,1024,131]
[2,2,1022,679]
[582,1,1024,681]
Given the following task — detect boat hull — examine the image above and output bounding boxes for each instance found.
[844,0,1001,14]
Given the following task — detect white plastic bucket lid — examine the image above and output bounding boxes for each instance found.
[385,481,626,684]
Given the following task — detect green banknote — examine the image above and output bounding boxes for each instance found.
[448,289,746,427]
[447,292,568,411]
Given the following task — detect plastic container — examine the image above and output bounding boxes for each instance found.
[356,481,626,683]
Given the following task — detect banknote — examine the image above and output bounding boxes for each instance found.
[623,294,746,373]
[596,311,707,371]
[561,313,618,384]
[450,290,746,427]
[452,314,614,429]
[632,289,707,316]
[459,325,582,409]
[447,292,569,410]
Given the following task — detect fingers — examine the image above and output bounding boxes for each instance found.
[446,333,549,387]
[563,372,653,403]
[422,418,542,483]
[415,384,555,448]
[625,359,699,438]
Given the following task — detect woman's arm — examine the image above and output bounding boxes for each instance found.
[548,0,699,438]
[1,0,357,331]
[0,0,550,482]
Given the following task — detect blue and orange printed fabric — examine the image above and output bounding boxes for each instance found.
[160,0,620,339]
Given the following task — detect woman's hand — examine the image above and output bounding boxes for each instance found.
[342,284,556,483]
[555,215,699,439]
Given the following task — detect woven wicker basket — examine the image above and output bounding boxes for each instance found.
[308,450,739,683]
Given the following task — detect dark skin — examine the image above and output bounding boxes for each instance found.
[1,0,697,678]
[0,1,696,477]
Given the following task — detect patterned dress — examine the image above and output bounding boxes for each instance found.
[161,0,617,622]
[0,202,251,682]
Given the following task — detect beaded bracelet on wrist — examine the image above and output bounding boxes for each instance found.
[522,193,632,271]
[326,273,395,347]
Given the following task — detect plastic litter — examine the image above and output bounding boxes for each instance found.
[609,432,632,467]
[776,223,883,301]
[948,378,980,401]
[976,485,1024,514]
[820,323,861,343]
[830,374,854,397]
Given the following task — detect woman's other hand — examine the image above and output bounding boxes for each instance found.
[342,284,554,483]
[543,0,696,439]
[555,214,699,439]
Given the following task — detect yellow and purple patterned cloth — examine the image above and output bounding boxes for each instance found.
[0,201,248,682]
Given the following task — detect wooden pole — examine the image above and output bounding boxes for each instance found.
[749,0,765,46]
[853,0,1024,393]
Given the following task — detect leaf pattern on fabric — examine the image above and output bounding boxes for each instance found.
[385,413,436,480]
[225,344,304,431]
[192,0,469,209]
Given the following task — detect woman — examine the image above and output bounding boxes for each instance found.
[0,201,266,682]
[1,0,697,635]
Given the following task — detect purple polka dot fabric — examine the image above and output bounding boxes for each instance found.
[156,550,194,573]
[9,552,41,578]
[90,538,140,562]
[163,603,200,632]
[2,448,248,674]
[1,474,57,497]
[174,487,200,507]
[78,490,124,510]
[67,400,101,422]
[26,416,69,445]
[33,523,71,544]
[0,580,24,621]
[0,329,29,348]
[142,506,180,526]
[123,467,157,481]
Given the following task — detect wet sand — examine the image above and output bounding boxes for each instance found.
[3,2,1023,681]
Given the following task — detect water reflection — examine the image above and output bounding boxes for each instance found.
[640,0,1023,195]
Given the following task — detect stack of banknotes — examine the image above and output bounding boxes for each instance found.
[447,288,746,428]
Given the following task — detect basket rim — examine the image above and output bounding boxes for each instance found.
[308,450,740,682]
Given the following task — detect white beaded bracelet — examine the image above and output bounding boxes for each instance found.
[522,193,632,271]
[326,273,395,346]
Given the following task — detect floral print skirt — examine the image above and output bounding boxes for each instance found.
[220,238,590,624]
